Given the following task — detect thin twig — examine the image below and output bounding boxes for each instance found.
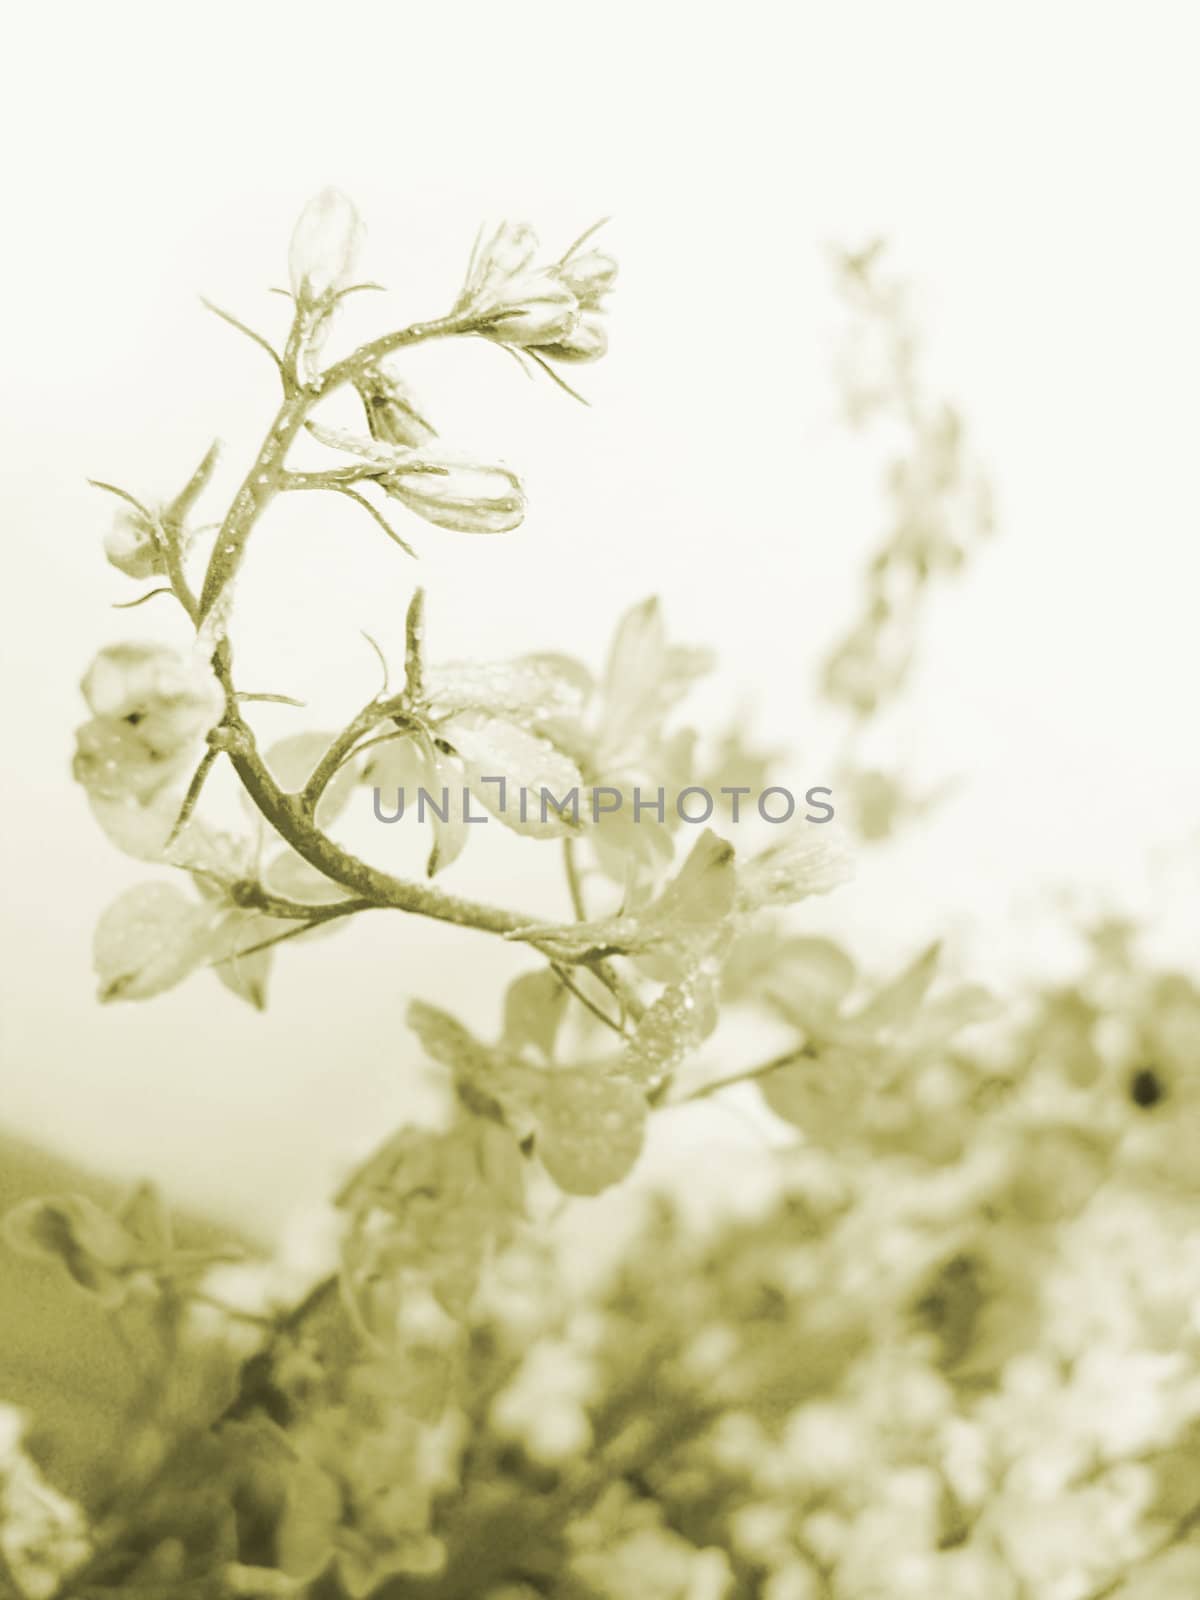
[112,587,173,610]
[523,347,591,405]
[87,478,152,518]
[403,586,426,702]
[289,478,418,559]
[550,961,627,1037]
[199,297,284,374]
[163,441,221,524]
[300,698,402,813]
[360,631,390,696]
[563,838,588,920]
[559,216,611,262]
[165,746,219,846]
[667,1045,812,1106]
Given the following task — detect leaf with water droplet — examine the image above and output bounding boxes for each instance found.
[505,827,736,969]
[86,787,182,861]
[424,652,592,729]
[625,968,719,1085]
[736,824,854,912]
[93,882,213,1002]
[447,712,585,838]
[533,1068,646,1195]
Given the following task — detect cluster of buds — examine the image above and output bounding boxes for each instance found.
[455,221,617,363]
[72,642,224,804]
[346,362,523,534]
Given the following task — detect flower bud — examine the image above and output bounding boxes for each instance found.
[458,224,582,347]
[354,364,437,450]
[463,222,539,304]
[288,187,364,303]
[539,318,608,363]
[486,270,581,347]
[104,505,165,580]
[556,249,618,308]
[81,643,224,758]
[383,457,525,534]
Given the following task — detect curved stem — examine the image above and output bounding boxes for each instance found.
[226,720,540,938]
[197,389,310,619]
[299,696,408,814]
[314,311,477,397]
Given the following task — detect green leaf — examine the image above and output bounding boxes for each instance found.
[502,968,568,1060]
[505,829,736,971]
[264,731,359,825]
[651,828,737,928]
[596,597,714,766]
[758,1045,866,1143]
[169,822,258,896]
[406,1001,535,1122]
[625,969,719,1085]
[735,825,853,911]
[208,910,282,1010]
[86,786,182,861]
[475,1119,527,1213]
[424,652,592,727]
[93,881,213,1001]
[762,937,858,1037]
[852,941,941,1029]
[276,1455,341,1582]
[407,999,496,1078]
[264,850,348,905]
[448,711,586,838]
[424,748,471,876]
[533,1068,646,1196]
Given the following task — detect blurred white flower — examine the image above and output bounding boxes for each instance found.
[489,1337,597,1463]
[103,503,164,580]
[81,642,223,756]
[0,1407,90,1598]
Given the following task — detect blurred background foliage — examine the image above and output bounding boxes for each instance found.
[3,244,1199,1600]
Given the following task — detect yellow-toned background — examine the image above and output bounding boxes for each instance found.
[1,1,1198,1239]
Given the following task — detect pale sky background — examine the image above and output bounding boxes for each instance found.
[1,2,1197,1237]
